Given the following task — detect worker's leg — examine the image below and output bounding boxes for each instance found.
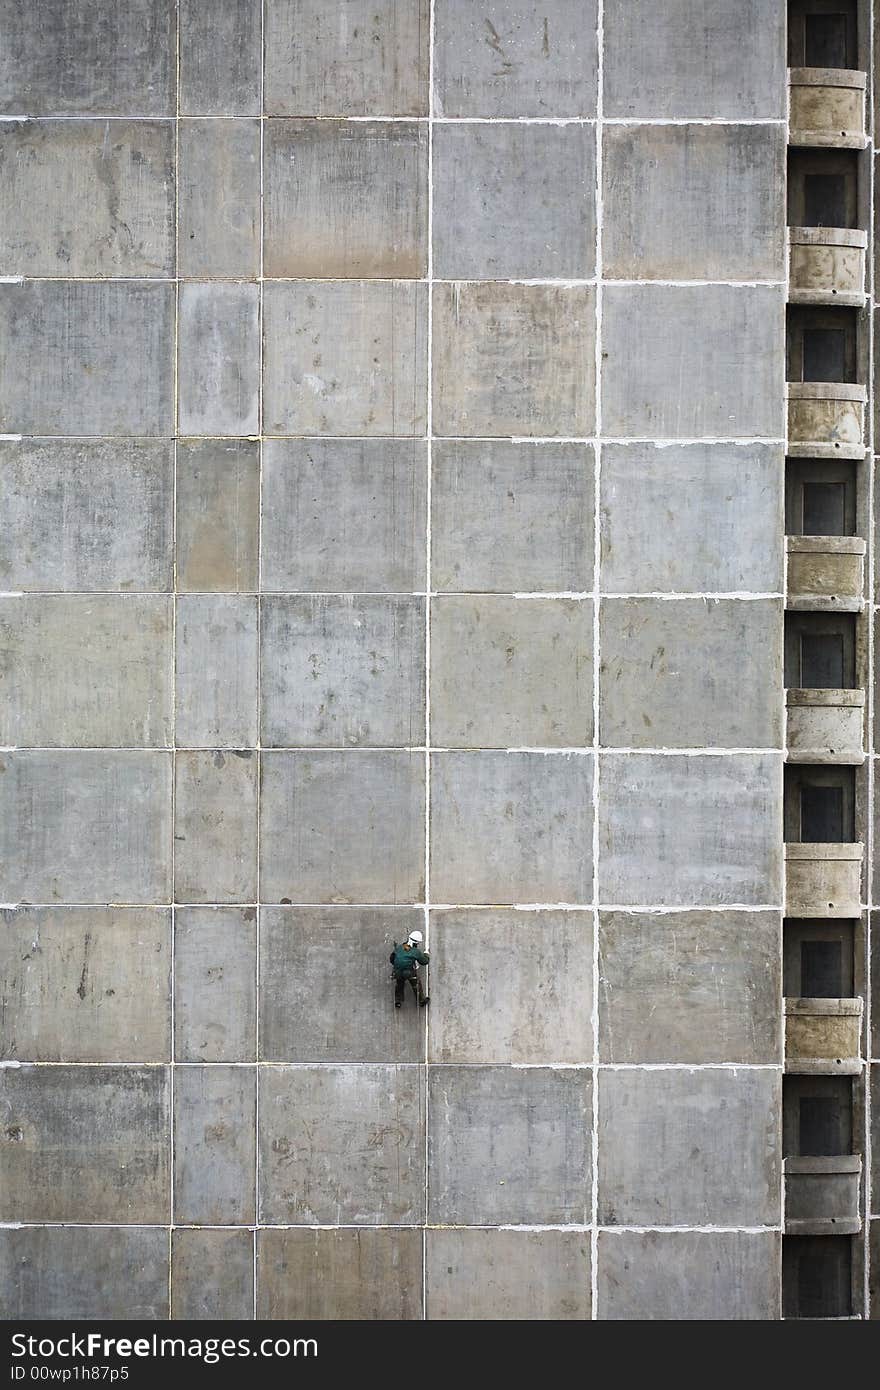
[408,973,420,1001]
[394,976,405,1008]
[414,974,429,1006]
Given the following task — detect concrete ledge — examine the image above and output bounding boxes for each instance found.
[786,535,865,612]
[788,226,867,306]
[784,842,862,917]
[787,383,866,458]
[785,687,865,763]
[784,995,863,1073]
[784,1153,862,1235]
[789,68,868,149]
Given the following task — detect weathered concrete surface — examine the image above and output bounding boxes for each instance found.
[430,752,593,904]
[257,1229,422,1320]
[173,752,257,904]
[0,906,170,1063]
[174,1066,255,1225]
[786,689,864,764]
[259,1065,425,1224]
[0,1065,169,1222]
[175,907,256,1063]
[597,1231,782,1320]
[426,1230,590,1321]
[784,1154,861,1232]
[787,382,867,454]
[785,842,862,918]
[428,909,592,1064]
[433,124,595,279]
[786,536,865,609]
[177,282,260,436]
[176,440,259,593]
[789,228,867,305]
[171,1229,254,1322]
[789,69,867,147]
[179,0,261,116]
[0,120,174,276]
[598,911,780,1064]
[178,121,260,277]
[598,1070,781,1226]
[175,596,258,747]
[430,597,592,747]
[0,1227,169,1320]
[428,1066,591,1225]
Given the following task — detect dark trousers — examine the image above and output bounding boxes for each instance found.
[394,971,426,1005]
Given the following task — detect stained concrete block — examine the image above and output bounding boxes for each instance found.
[261,596,425,748]
[0,282,174,436]
[601,285,785,440]
[597,1231,782,1321]
[603,125,785,282]
[431,441,593,593]
[257,1229,422,1320]
[261,439,427,593]
[263,282,427,437]
[598,1069,781,1227]
[0,595,172,747]
[598,911,780,1065]
[0,0,175,115]
[179,0,261,115]
[0,752,171,904]
[260,752,424,904]
[173,753,257,904]
[426,1229,590,1321]
[598,753,781,907]
[0,1065,169,1222]
[259,1064,425,1224]
[171,1229,254,1322]
[0,440,173,593]
[264,0,428,116]
[0,120,174,276]
[0,906,170,1063]
[600,443,784,595]
[428,1066,591,1225]
[430,752,593,904]
[175,596,258,747]
[176,440,259,593]
[603,0,786,119]
[174,1066,255,1224]
[265,121,427,278]
[177,283,260,436]
[430,597,592,747]
[599,598,783,749]
[432,124,595,280]
[0,1227,169,1320]
[428,909,592,1064]
[178,120,260,278]
[432,283,595,438]
[434,0,598,117]
[175,908,256,1062]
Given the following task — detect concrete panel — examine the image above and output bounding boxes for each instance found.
[426,1229,590,1321]
[434,0,598,117]
[0,1065,169,1222]
[428,1066,591,1225]
[598,911,780,1064]
[261,439,427,593]
[600,443,784,595]
[259,1064,425,1224]
[261,596,425,748]
[0,595,172,747]
[0,906,170,1063]
[0,282,174,435]
[603,124,785,281]
[177,282,260,436]
[0,752,171,904]
[174,1066,255,1225]
[598,753,782,907]
[601,285,784,440]
[171,1229,254,1322]
[0,439,174,593]
[599,598,783,749]
[428,909,592,1064]
[0,119,174,276]
[265,120,427,278]
[257,1229,422,1320]
[597,1231,782,1320]
[0,1227,168,1320]
[0,0,175,115]
[433,124,595,279]
[179,0,261,115]
[176,440,259,593]
[598,1069,781,1226]
[175,907,256,1063]
[175,595,258,747]
[430,597,592,747]
[432,283,595,438]
[431,441,593,593]
[260,752,424,904]
[430,752,593,904]
[173,752,257,904]
[603,0,786,119]
[178,120,260,277]
[263,281,427,436]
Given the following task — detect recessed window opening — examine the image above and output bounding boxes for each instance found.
[800,632,844,687]
[803,327,846,381]
[805,13,849,67]
[803,173,847,226]
[801,783,844,840]
[800,939,844,996]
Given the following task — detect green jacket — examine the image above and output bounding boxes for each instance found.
[390,943,429,977]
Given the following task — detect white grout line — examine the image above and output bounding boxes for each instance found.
[253,0,266,1322]
[3,1060,784,1070]
[863,0,876,1319]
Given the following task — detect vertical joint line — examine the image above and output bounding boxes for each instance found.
[591,0,604,1324]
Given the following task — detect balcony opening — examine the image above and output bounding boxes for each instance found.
[783,1236,854,1318]
[784,765,856,841]
[785,613,856,687]
[786,460,857,536]
[784,1074,852,1155]
[787,307,858,383]
[789,1,857,69]
[784,921,855,996]
[788,150,860,228]
[804,173,846,224]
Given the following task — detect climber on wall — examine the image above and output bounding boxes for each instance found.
[390,930,430,1010]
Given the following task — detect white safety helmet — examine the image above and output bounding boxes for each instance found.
[407,930,423,945]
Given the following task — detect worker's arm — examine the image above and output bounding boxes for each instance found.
[413,948,430,965]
